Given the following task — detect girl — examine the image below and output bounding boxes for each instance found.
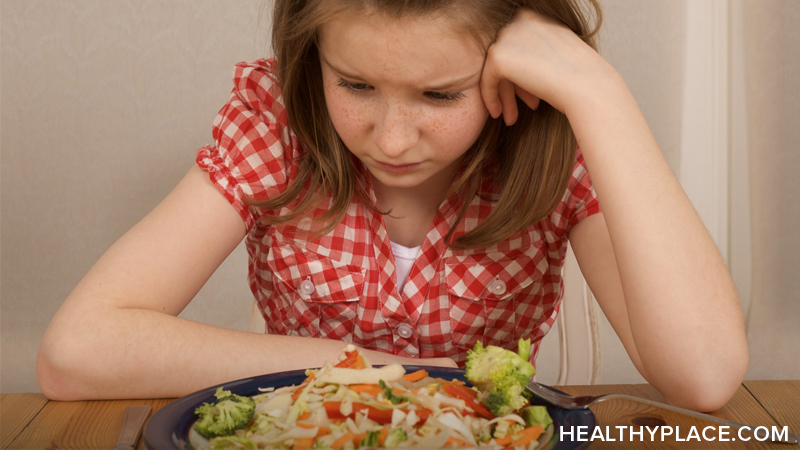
[37,0,748,411]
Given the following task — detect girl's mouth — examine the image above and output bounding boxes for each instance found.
[375,161,422,173]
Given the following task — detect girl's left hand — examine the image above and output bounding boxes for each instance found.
[480,9,614,125]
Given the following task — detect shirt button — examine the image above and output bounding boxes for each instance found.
[489,277,507,295]
[300,277,315,295]
[397,323,414,339]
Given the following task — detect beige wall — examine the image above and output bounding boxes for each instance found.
[742,0,800,380]
[1,0,267,393]
[2,0,798,393]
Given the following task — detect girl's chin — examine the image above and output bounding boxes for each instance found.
[373,177,425,190]
[369,170,428,190]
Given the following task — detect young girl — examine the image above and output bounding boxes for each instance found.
[37,0,748,411]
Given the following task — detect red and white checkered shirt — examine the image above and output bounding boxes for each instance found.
[197,59,601,367]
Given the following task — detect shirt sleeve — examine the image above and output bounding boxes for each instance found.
[549,147,602,236]
[196,58,298,234]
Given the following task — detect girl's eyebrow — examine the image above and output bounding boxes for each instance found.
[323,57,480,91]
[323,58,368,82]
[424,71,481,91]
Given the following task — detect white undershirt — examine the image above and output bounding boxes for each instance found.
[390,241,421,292]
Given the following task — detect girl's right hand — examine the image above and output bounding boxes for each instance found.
[480,9,616,125]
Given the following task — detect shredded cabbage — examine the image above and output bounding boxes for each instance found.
[191,347,551,450]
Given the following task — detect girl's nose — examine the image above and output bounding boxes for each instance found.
[372,100,420,159]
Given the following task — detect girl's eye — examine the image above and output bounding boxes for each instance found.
[336,78,465,105]
[426,91,466,105]
[337,78,369,92]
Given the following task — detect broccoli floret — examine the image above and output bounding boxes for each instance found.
[521,405,553,429]
[361,429,382,448]
[465,338,535,416]
[384,428,408,448]
[194,387,256,438]
[379,380,409,404]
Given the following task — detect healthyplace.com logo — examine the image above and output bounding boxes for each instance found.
[561,425,789,442]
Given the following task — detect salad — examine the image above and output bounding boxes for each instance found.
[190,340,553,449]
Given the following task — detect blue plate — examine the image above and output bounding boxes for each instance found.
[144,366,594,450]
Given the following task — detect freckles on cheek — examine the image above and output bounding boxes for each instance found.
[328,93,370,139]
[431,107,487,147]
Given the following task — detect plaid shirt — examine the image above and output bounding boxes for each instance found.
[197,59,601,366]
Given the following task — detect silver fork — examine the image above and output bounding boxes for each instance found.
[525,381,799,444]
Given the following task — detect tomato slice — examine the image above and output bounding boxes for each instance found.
[335,351,359,368]
[442,383,496,419]
[324,401,393,423]
[323,401,431,426]
[414,408,431,425]
[447,382,478,399]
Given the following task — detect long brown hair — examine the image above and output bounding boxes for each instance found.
[255,0,602,249]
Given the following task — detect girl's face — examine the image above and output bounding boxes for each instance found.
[318,12,490,194]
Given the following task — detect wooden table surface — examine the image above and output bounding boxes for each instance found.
[2,381,798,449]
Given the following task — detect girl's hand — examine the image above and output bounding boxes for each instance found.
[480,9,614,125]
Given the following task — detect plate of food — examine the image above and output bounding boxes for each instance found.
[144,340,594,449]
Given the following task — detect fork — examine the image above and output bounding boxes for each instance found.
[525,381,799,444]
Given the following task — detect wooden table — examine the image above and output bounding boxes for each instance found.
[2,381,798,449]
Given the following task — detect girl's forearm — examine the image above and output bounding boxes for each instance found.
[36,306,431,400]
[567,72,748,409]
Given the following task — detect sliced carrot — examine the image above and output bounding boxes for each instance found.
[442,384,495,419]
[296,423,332,436]
[512,433,539,447]
[292,373,316,402]
[403,369,429,382]
[445,436,474,447]
[348,384,385,396]
[511,425,545,446]
[445,381,478,399]
[377,427,389,445]
[494,425,545,447]
[493,435,514,446]
[293,437,314,450]
[521,425,545,436]
[335,351,359,368]
[291,386,306,402]
[353,432,367,445]
[331,432,353,450]
[352,354,366,369]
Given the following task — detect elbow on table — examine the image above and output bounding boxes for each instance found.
[661,352,749,412]
[665,383,737,413]
[36,331,94,401]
